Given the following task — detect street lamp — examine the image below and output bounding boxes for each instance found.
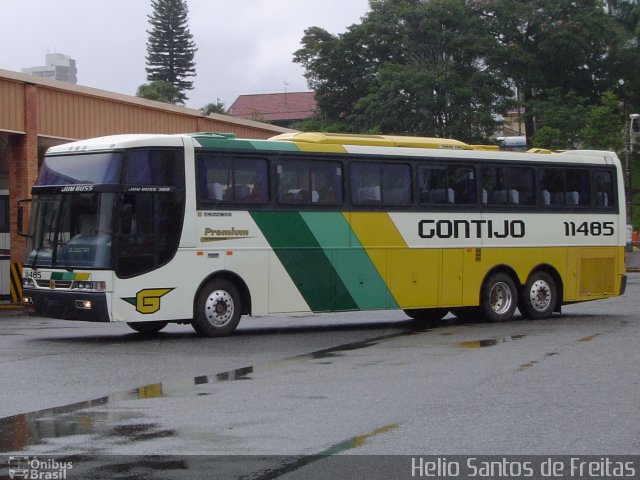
[627,113,639,247]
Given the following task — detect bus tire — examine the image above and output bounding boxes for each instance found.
[481,272,518,322]
[521,271,556,320]
[192,279,242,337]
[127,321,168,334]
[403,308,448,324]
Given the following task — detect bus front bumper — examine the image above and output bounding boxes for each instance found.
[22,289,110,322]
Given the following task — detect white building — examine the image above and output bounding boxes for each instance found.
[22,53,77,84]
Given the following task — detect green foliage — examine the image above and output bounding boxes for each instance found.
[294,0,639,159]
[581,91,624,151]
[146,0,197,104]
[136,80,182,104]
[529,89,590,150]
[294,0,512,143]
[476,0,623,141]
[201,100,227,115]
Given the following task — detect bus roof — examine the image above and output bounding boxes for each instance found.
[270,132,474,150]
[44,132,619,167]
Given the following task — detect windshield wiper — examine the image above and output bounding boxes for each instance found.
[61,241,73,272]
[30,247,40,270]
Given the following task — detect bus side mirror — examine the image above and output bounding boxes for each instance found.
[17,198,32,237]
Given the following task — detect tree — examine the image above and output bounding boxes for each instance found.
[606,1,640,113]
[201,100,227,115]
[136,80,182,104]
[294,0,512,142]
[474,0,623,142]
[581,90,624,151]
[146,0,197,104]
[529,89,590,149]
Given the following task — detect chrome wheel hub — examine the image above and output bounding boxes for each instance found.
[204,290,234,327]
[490,282,513,315]
[529,279,552,312]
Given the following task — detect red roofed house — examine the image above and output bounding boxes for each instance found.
[228,92,317,128]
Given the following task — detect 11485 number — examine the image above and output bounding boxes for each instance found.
[563,221,614,237]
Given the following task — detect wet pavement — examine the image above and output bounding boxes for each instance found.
[0,275,638,478]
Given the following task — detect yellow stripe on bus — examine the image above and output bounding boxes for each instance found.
[345,212,442,308]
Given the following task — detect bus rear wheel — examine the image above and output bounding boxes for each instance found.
[403,308,448,324]
[521,271,557,319]
[192,279,242,337]
[481,272,518,322]
[127,321,168,334]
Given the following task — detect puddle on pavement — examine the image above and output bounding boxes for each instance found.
[518,352,559,371]
[459,334,526,349]
[1,321,524,454]
[0,406,176,453]
[577,333,601,342]
[0,324,426,453]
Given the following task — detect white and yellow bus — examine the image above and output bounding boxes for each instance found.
[20,132,627,336]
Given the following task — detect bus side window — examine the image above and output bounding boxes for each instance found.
[419,165,476,205]
[566,169,590,207]
[351,163,381,204]
[197,155,268,203]
[483,166,533,206]
[351,162,410,205]
[594,170,613,207]
[418,166,451,204]
[381,164,411,204]
[540,169,564,206]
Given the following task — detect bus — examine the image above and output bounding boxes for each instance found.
[20,132,627,336]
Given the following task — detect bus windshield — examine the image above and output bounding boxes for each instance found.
[24,192,116,270]
[37,152,123,185]
[25,148,186,274]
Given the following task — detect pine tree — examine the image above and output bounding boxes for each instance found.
[146,0,197,104]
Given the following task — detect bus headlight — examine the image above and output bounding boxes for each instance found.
[75,300,92,310]
[73,281,107,291]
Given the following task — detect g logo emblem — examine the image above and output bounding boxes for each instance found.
[123,288,174,314]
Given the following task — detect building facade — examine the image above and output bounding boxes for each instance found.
[22,53,78,84]
[0,69,292,301]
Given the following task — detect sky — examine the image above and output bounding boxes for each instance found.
[1,0,371,110]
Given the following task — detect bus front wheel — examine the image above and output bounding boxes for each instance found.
[481,272,518,322]
[520,272,556,320]
[192,279,242,337]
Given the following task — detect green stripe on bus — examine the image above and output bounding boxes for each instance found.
[51,272,75,281]
[250,211,358,312]
[194,138,300,152]
[299,212,398,310]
